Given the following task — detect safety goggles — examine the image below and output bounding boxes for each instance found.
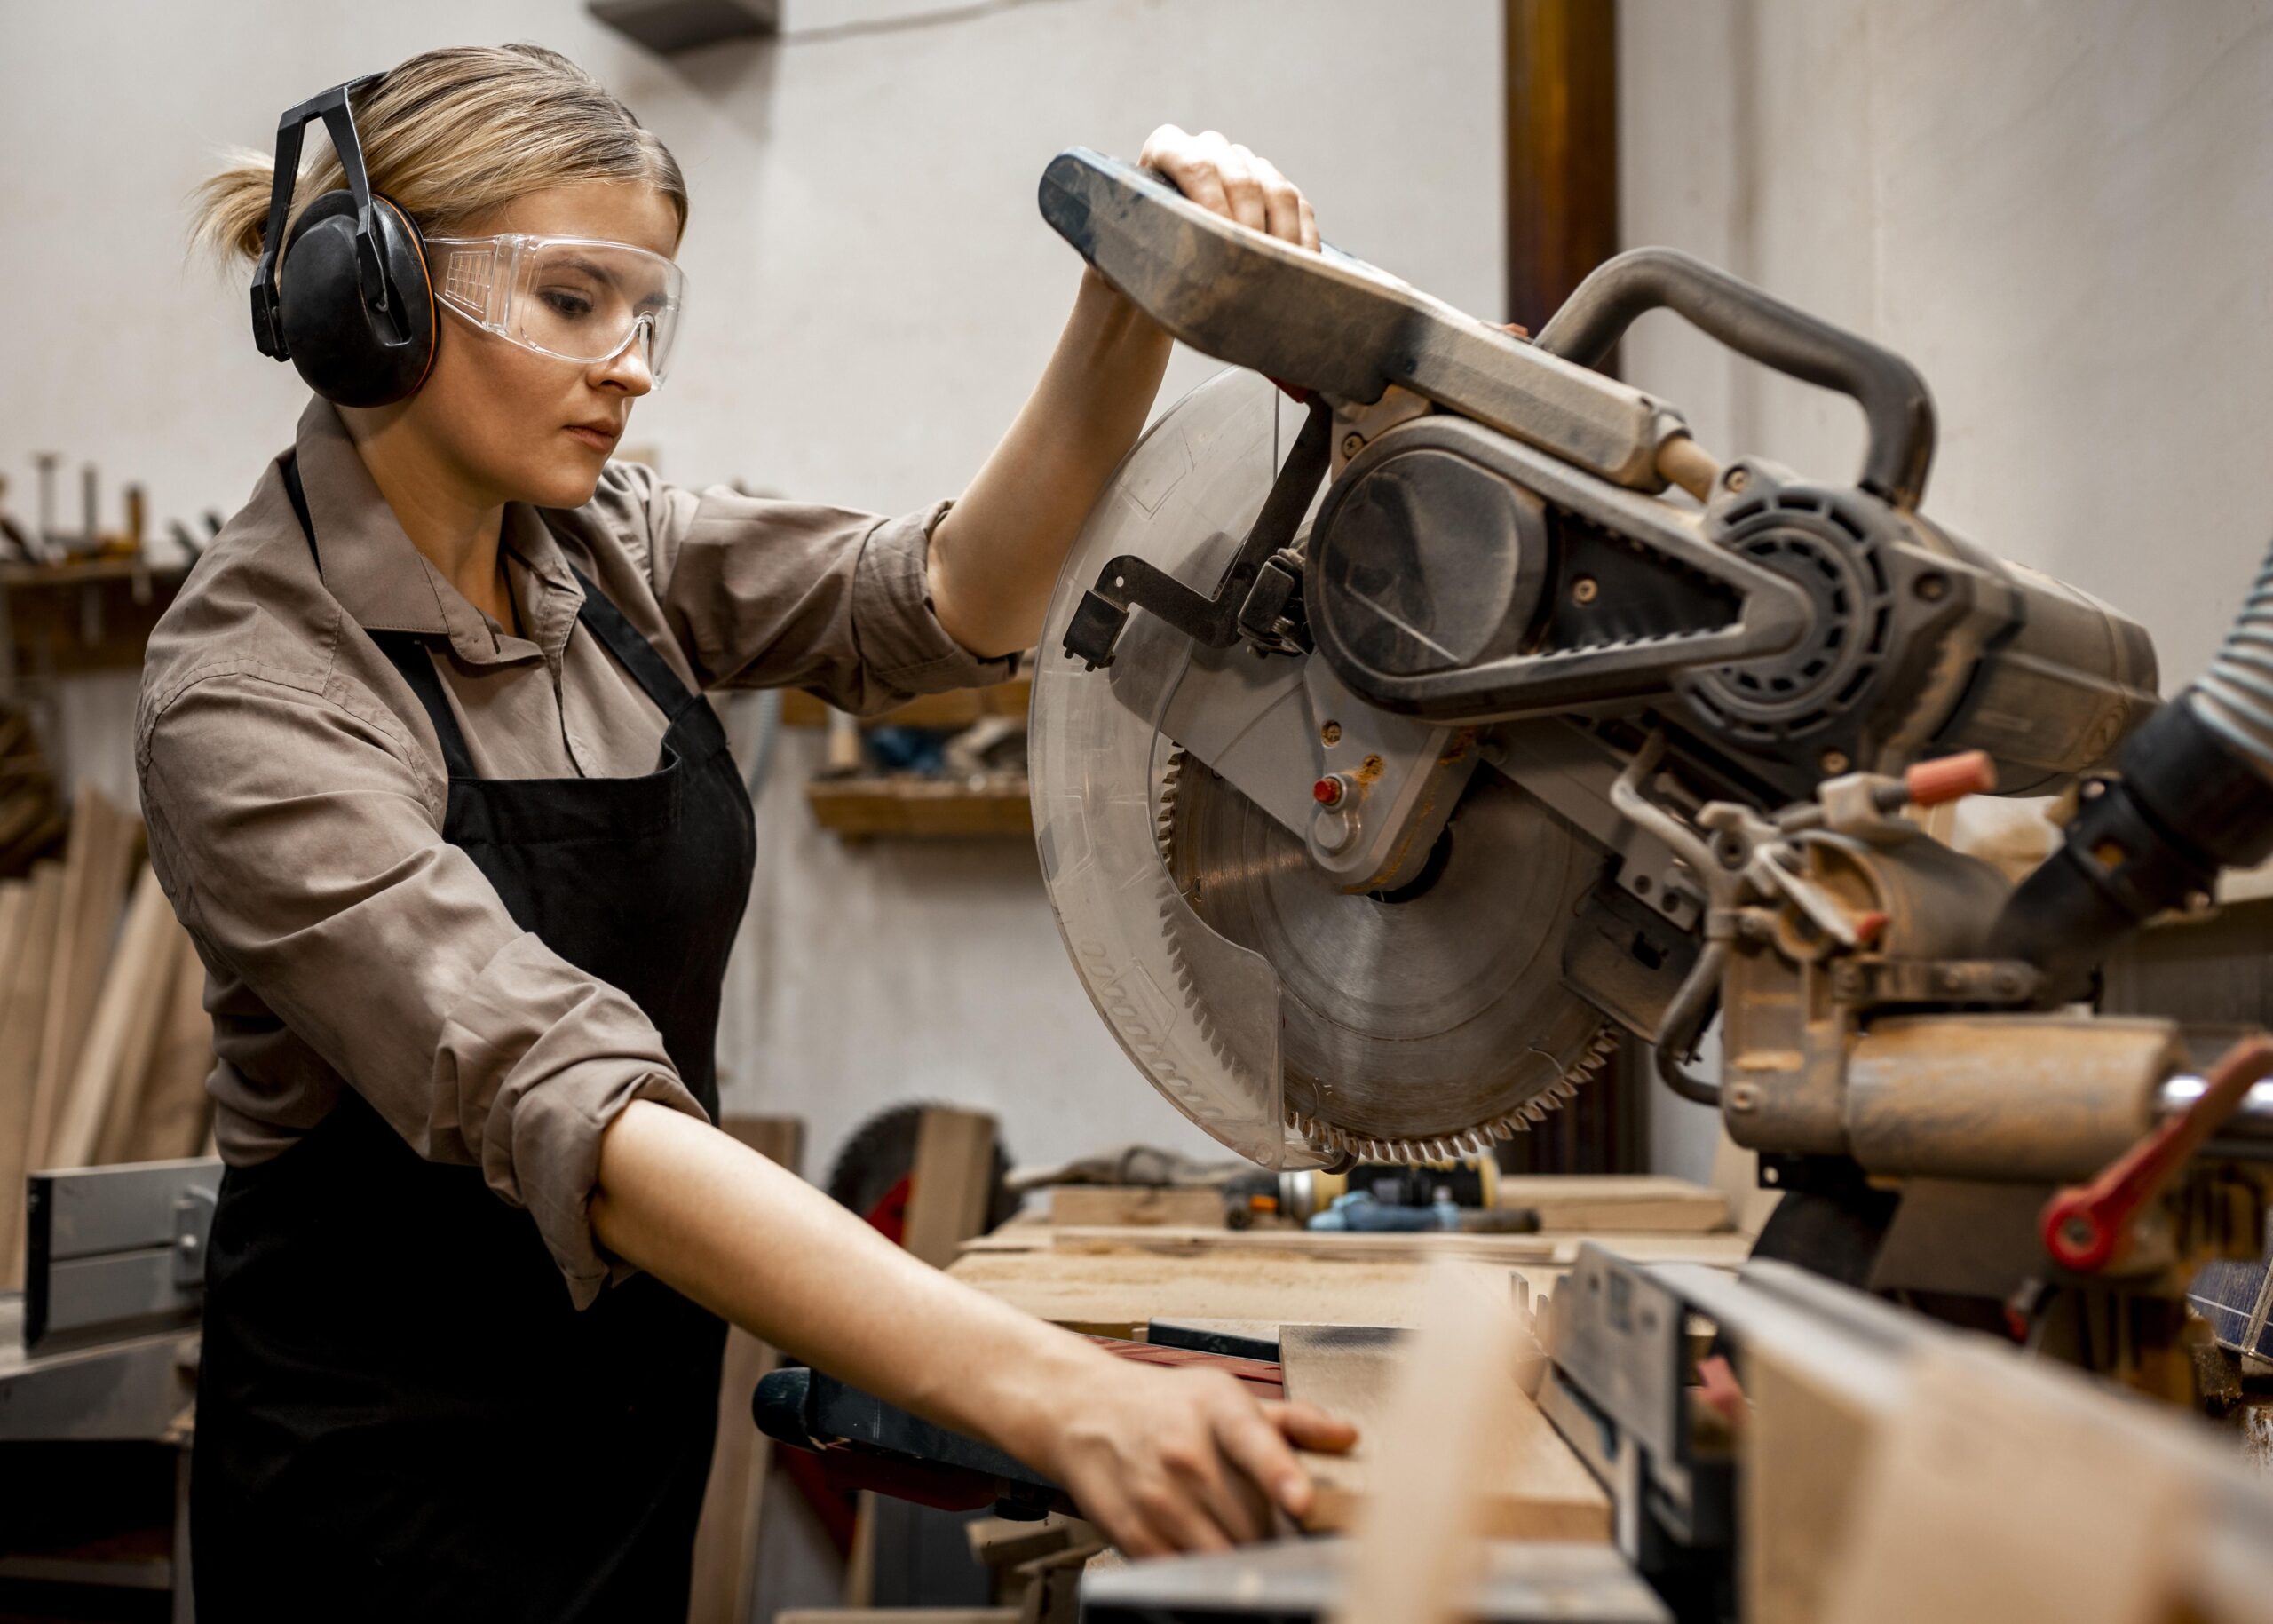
[428,234,688,385]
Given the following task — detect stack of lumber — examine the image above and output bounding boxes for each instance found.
[0,783,215,1288]
[0,700,64,875]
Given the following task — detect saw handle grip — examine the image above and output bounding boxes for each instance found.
[1535,246,1936,511]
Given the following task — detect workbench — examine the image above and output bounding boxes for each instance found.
[943,1178,1752,1566]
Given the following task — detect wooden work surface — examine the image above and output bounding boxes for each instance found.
[947,1223,1749,1339]
[962,1224,1752,1267]
[1279,1324,1612,1543]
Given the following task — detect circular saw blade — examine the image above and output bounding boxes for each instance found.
[1160,751,1613,1162]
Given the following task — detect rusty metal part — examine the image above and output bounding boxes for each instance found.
[1842,1015,2181,1183]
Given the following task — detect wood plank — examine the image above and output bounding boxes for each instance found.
[772,1601,1013,1610]
[1283,1317,1610,1548]
[779,676,1032,730]
[1492,1176,1728,1233]
[687,1116,805,1624]
[49,863,176,1169]
[27,785,137,1169]
[91,911,186,1165]
[903,1107,998,1270]
[959,1224,1754,1270]
[804,775,1030,840]
[0,862,63,1289]
[947,1247,1441,1339]
[123,933,215,1164]
[1048,1185,1224,1229]
[0,882,31,1264]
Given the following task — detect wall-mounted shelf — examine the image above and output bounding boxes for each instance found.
[0,558,188,694]
[586,0,778,53]
[805,772,1031,840]
[780,676,1030,732]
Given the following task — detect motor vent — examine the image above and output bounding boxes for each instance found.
[1679,489,1894,749]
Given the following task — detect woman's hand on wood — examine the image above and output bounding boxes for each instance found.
[1023,1356,1357,1556]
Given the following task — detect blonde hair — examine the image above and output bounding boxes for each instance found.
[192,44,687,264]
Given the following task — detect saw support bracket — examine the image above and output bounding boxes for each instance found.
[1063,397,1334,669]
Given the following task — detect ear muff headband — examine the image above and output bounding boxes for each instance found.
[249,74,439,408]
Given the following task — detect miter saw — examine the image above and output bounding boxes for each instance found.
[1026,149,2273,1389]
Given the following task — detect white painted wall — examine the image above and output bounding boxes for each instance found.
[0,0,1506,1180]
[1620,0,2273,1182]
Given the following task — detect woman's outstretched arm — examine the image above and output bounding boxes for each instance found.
[591,1100,1356,1557]
[925,125,1319,659]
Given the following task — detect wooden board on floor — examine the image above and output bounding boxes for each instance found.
[123,935,215,1164]
[1279,1322,1611,1544]
[27,786,137,1170]
[687,1115,805,1624]
[0,863,64,1290]
[1049,1184,1224,1229]
[902,1106,998,1270]
[50,862,176,1169]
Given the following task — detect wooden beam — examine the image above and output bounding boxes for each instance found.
[123,935,215,1164]
[51,862,176,1169]
[1505,0,1620,335]
[902,1107,1000,1270]
[687,1116,806,1624]
[27,786,137,1170]
[1047,1185,1224,1229]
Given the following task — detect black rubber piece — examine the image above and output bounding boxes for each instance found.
[1536,247,1936,511]
[1062,399,1333,669]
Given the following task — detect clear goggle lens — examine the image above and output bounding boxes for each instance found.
[429,234,687,385]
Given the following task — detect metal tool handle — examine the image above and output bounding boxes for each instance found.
[1536,247,1937,511]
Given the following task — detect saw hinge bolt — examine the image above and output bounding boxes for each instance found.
[1314,774,1352,808]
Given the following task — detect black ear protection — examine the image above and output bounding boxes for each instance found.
[249,75,438,408]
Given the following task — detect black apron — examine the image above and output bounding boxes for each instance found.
[192,456,757,1621]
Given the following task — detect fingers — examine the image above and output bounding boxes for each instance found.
[1245,150,1309,248]
[1208,1389,1323,1523]
[1265,1397,1361,1454]
[1213,139,1269,234]
[1142,123,1232,221]
[1139,124,1317,250]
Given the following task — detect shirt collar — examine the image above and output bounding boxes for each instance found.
[291,397,583,666]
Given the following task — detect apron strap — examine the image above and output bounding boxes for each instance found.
[279,453,698,776]
[281,450,479,780]
[368,631,480,780]
[564,564,703,723]
[281,451,321,572]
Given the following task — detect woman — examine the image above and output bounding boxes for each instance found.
[149,43,1351,1620]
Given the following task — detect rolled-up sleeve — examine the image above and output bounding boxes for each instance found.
[588,462,1018,711]
[139,671,708,1307]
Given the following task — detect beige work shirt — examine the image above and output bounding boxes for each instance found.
[136,398,1014,1305]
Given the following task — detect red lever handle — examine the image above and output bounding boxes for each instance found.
[2040,1033,2273,1273]
[1905,749,1997,809]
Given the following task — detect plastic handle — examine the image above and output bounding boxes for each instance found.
[1535,247,1937,511]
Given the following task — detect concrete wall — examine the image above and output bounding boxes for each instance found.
[0,0,1506,1180]
[1620,0,2273,1180]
